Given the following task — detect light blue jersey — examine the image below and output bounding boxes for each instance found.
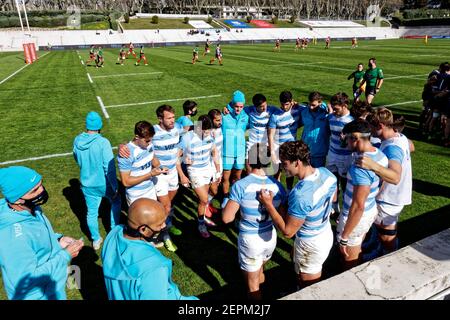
[342,149,388,217]
[152,123,183,171]
[117,141,155,201]
[245,105,279,147]
[328,112,354,156]
[176,116,194,128]
[268,105,302,143]
[229,174,287,235]
[179,131,214,171]
[298,103,330,158]
[288,168,337,239]
[221,104,249,158]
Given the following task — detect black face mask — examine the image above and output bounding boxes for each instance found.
[190,110,198,117]
[21,187,49,211]
[124,224,165,243]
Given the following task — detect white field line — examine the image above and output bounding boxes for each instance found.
[0,52,50,85]
[271,62,325,67]
[384,100,422,107]
[96,96,110,119]
[384,74,428,80]
[91,72,163,79]
[87,73,93,83]
[0,147,118,166]
[81,60,84,65]
[105,94,222,109]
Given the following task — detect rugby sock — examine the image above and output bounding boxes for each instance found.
[198,216,205,225]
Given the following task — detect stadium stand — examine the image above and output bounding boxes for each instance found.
[0,26,449,51]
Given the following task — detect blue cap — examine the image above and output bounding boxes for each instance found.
[0,166,42,203]
[231,90,245,105]
[86,111,103,131]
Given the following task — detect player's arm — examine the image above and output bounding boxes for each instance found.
[176,148,190,186]
[376,78,384,91]
[119,169,161,188]
[357,156,401,185]
[341,185,370,240]
[268,128,277,160]
[222,199,240,224]
[211,144,220,174]
[347,71,355,80]
[259,190,303,238]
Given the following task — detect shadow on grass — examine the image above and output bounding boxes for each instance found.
[62,178,127,241]
[71,246,108,300]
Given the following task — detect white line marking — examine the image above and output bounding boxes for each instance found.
[105,94,222,109]
[78,55,82,59]
[0,52,50,85]
[225,53,292,64]
[97,96,110,119]
[87,73,93,83]
[81,60,85,65]
[0,147,118,166]
[271,62,325,67]
[384,100,422,107]
[384,74,428,80]
[91,72,163,79]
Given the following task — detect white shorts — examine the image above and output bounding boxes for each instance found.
[374,202,404,226]
[126,187,157,206]
[238,228,277,272]
[336,207,378,247]
[188,167,213,189]
[152,168,179,197]
[326,153,352,177]
[293,227,333,275]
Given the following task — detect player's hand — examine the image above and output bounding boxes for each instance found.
[222,106,230,115]
[258,189,274,207]
[151,167,163,177]
[271,152,279,166]
[118,143,131,158]
[181,175,190,187]
[339,243,349,257]
[65,239,84,258]
[355,155,376,171]
[59,236,76,249]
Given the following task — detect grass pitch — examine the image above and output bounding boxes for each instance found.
[0,39,449,300]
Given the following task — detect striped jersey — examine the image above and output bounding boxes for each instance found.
[245,105,279,147]
[179,131,215,171]
[212,127,223,159]
[288,168,337,239]
[229,174,287,235]
[152,123,183,172]
[117,141,155,200]
[328,112,354,156]
[377,133,412,206]
[342,148,388,218]
[268,105,302,144]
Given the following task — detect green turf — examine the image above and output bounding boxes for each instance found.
[0,39,449,300]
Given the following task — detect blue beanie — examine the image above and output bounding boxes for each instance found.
[0,166,42,203]
[231,90,245,105]
[86,111,103,131]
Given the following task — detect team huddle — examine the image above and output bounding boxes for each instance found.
[0,48,414,300]
[69,76,411,299]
